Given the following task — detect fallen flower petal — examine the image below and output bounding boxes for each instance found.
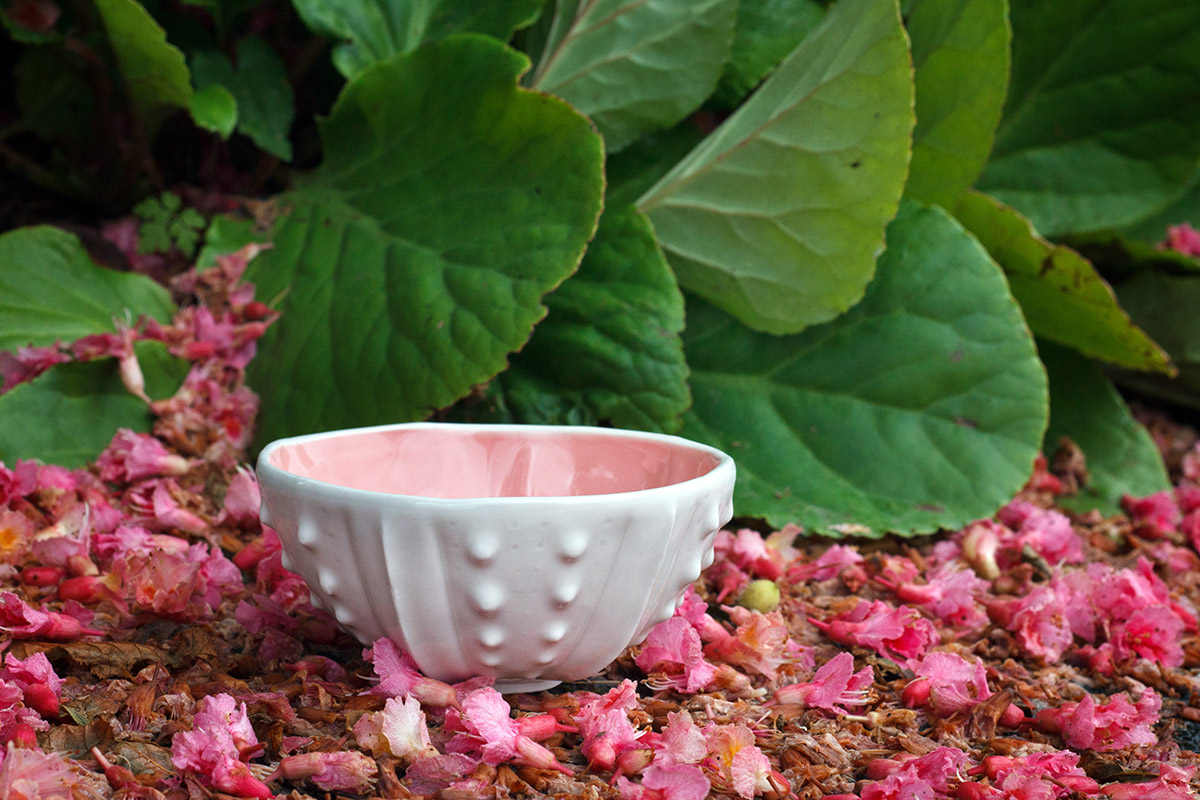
[1037,688,1161,752]
[773,651,873,715]
[0,592,93,641]
[270,750,377,792]
[1103,763,1195,800]
[367,638,459,707]
[617,763,711,800]
[96,429,191,484]
[0,742,76,798]
[649,711,707,767]
[810,600,938,663]
[787,544,864,583]
[637,616,717,693]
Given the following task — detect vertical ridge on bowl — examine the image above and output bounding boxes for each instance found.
[384,515,463,681]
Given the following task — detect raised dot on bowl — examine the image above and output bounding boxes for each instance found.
[467,532,499,566]
[542,620,568,644]
[557,529,589,562]
[478,626,505,649]
[552,581,579,608]
[471,583,505,617]
[318,567,339,595]
[296,520,321,548]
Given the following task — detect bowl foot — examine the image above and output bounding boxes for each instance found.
[493,678,561,694]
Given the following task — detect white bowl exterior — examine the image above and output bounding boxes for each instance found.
[258,424,734,686]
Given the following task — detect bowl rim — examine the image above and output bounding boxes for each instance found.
[256,421,735,505]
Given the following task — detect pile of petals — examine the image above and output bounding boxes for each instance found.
[0,253,1198,799]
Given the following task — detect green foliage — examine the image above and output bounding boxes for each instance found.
[244,35,604,445]
[0,227,186,465]
[1112,272,1200,412]
[978,0,1200,236]
[711,0,826,108]
[638,0,915,335]
[133,193,207,256]
[189,84,238,138]
[955,191,1171,373]
[1040,341,1170,516]
[1121,172,1200,246]
[290,0,543,78]
[9,0,1200,536]
[0,227,176,349]
[527,0,737,153]
[0,345,186,467]
[190,37,295,160]
[93,0,193,133]
[683,203,1048,535]
[905,0,1009,208]
[467,205,690,432]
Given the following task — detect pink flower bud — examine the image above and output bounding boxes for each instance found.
[515,734,573,775]
[20,566,64,587]
[24,682,59,719]
[118,352,149,403]
[954,781,999,800]
[614,747,654,780]
[10,722,39,749]
[866,753,918,780]
[999,703,1026,728]
[962,522,1001,579]
[901,677,931,708]
[514,713,569,741]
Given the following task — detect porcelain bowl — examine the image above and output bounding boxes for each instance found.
[256,422,735,692]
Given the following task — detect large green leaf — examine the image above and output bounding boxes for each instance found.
[904,0,1009,208]
[424,0,542,41]
[711,0,826,108]
[0,343,185,467]
[955,191,1171,374]
[0,226,184,465]
[1039,341,1169,517]
[291,0,543,78]
[0,226,175,350]
[191,37,295,160]
[682,201,1048,535]
[245,36,604,446]
[637,0,914,335]
[1112,271,1200,411]
[528,0,737,153]
[479,205,689,432]
[94,0,192,132]
[977,0,1200,236]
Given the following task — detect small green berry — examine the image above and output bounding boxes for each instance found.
[737,578,780,612]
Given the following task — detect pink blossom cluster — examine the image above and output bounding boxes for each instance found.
[901,652,1021,725]
[708,527,796,601]
[1034,687,1162,752]
[808,599,938,664]
[358,636,798,800]
[949,500,1084,581]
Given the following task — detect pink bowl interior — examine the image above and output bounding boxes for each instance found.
[268,427,723,498]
